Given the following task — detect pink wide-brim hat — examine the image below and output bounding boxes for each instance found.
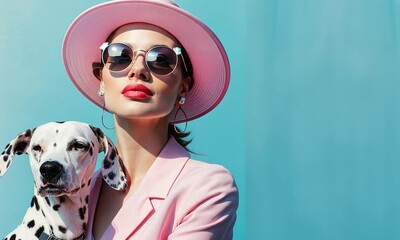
[62,0,230,124]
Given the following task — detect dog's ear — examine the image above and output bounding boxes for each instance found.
[101,136,128,191]
[89,126,127,191]
[0,128,35,177]
[89,126,106,152]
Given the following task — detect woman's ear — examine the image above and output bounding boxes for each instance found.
[179,76,192,95]
[92,62,103,80]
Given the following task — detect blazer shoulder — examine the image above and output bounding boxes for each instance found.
[179,159,238,196]
[186,159,234,176]
[167,160,239,239]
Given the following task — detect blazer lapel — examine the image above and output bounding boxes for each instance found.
[106,191,154,239]
[86,171,155,240]
[146,138,190,200]
[107,137,190,239]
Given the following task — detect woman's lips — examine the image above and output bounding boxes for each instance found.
[121,84,153,100]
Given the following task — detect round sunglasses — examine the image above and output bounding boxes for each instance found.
[100,42,188,76]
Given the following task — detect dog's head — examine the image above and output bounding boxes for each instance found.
[0,121,127,196]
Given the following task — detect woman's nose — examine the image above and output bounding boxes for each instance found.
[127,54,150,81]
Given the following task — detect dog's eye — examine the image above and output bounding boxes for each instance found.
[67,140,89,152]
[72,142,88,150]
[32,145,42,152]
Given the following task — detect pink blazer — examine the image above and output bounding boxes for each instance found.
[86,138,239,240]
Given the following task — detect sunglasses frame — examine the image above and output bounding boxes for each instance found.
[99,42,188,76]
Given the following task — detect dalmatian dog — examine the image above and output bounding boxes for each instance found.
[0,121,127,240]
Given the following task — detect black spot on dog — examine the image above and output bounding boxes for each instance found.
[42,209,46,217]
[9,234,16,240]
[79,206,86,220]
[82,222,87,231]
[88,178,92,186]
[14,141,28,155]
[53,204,61,211]
[89,125,105,150]
[108,172,116,180]
[35,226,45,238]
[25,129,33,137]
[59,225,67,234]
[6,161,11,169]
[53,143,57,147]
[60,196,65,203]
[79,208,84,220]
[103,159,111,169]
[89,146,93,156]
[45,196,51,206]
[31,196,40,211]
[5,145,12,155]
[85,195,89,204]
[27,219,35,228]
[110,148,116,160]
[56,121,65,124]
[56,129,59,134]
[90,126,104,139]
[3,155,8,162]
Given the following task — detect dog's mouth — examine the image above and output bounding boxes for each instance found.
[38,184,68,196]
[38,184,81,197]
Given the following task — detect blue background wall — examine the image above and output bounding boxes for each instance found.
[247,0,400,239]
[1,0,400,239]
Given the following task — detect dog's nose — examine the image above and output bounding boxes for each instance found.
[40,161,62,182]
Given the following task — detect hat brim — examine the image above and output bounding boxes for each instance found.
[62,0,230,123]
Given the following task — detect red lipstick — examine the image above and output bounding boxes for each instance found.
[121,84,153,100]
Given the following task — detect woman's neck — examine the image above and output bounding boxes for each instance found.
[113,116,169,191]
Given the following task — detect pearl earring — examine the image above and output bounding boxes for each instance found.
[98,89,104,97]
[179,96,186,105]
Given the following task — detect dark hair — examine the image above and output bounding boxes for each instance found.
[168,124,192,150]
[179,46,194,90]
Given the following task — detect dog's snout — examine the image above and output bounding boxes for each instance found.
[40,161,62,182]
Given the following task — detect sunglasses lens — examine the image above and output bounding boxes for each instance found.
[146,46,178,75]
[102,43,133,72]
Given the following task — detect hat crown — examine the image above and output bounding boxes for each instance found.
[114,0,179,7]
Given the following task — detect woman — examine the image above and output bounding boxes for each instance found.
[62,0,238,239]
